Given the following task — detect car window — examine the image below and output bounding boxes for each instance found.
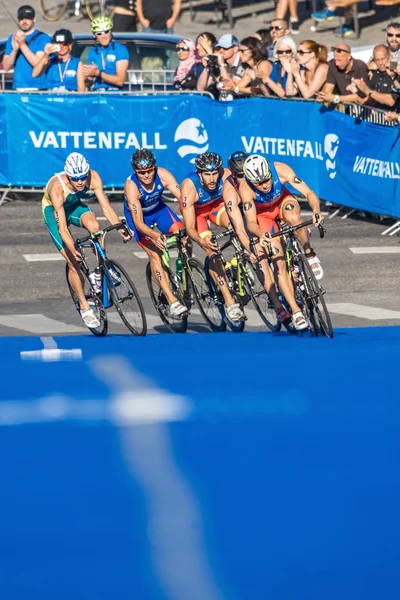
[134,41,178,82]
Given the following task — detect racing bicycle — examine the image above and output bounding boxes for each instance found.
[146,228,226,333]
[66,221,147,336]
[39,0,115,22]
[267,219,333,338]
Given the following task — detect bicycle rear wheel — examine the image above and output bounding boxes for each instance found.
[188,258,226,332]
[106,260,147,336]
[39,0,69,21]
[241,257,281,332]
[66,264,108,336]
[146,262,188,333]
[86,0,115,19]
[297,254,334,338]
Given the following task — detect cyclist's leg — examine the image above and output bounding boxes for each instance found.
[43,204,93,313]
[280,196,323,279]
[207,203,243,316]
[258,212,304,318]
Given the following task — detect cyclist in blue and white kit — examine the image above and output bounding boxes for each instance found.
[124,148,188,319]
[82,16,129,91]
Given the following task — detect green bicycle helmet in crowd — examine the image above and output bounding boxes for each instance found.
[91,15,114,34]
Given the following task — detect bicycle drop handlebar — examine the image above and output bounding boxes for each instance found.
[75,219,130,247]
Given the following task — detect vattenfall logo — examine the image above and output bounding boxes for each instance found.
[174,118,209,163]
[241,133,340,178]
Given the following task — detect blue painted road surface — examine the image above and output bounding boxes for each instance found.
[1,328,400,600]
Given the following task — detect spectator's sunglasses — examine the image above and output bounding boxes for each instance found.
[135,167,155,174]
[277,49,292,55]
[176,46,190,52]
[95,30,111,36]
[331,47,350,54]
[387,32,400,38]
[270,25,284,31]
[297,49,313,55]
[69,174,89,182]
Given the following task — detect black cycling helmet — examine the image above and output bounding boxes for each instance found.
[195,152,223,172]
[52,29,74,44]
[131,148,156,170]
[228,150,249,175]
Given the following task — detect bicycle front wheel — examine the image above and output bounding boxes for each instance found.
[86,0,116,19]
[66,264,108,336]
[146,262,188,333]
[106,260,147,336]
[39,0,69,21]
[242,258,281,332]
[297,254,334,338]
[188,258,226,332]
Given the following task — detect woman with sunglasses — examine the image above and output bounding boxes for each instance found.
[42,152,130,329]
[82,16,129,91]
[173,38,202,90]
[259,35,297,98]
[229,36,271,96]
[285,40,328,99]
[124,149,188,320]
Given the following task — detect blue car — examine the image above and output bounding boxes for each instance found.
[0,32,182,91]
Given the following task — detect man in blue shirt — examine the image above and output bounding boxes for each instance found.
[83,16,129,91]
[32,29,85,92]
[3,5,51,90]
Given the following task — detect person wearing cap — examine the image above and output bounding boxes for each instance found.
[32,30,85,92]
[83,16,129,91]
[3,5,51,91]
[197,34,245,100]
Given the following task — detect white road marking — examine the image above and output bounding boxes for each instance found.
[133,250,178,259]
[349,247,400,254]
[23,253,64,262]
[20,336,82,362]
[328,303,400,320]
[0,314,86,334]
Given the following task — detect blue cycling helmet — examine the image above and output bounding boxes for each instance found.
[131,148,156,171]
[195,152,222,172]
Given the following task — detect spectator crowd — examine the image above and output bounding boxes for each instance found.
[2,4,400,123]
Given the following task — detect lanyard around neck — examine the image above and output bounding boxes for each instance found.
[58,57,71,83]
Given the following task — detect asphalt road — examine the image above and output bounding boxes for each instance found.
[1,199,400,337]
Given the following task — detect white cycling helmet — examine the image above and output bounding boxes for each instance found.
[243,154,271,184]
[64,152,90,178]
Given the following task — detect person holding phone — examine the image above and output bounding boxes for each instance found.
[32,29,85,92]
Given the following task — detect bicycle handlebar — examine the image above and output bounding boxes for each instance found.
[75,219,130,246]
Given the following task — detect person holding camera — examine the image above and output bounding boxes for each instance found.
[32,29,85,92]
[3,5,51,91]
[197,34,244,101]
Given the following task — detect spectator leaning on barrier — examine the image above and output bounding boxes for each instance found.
[173,38,202,90]
[32,29,85,92]
[259,35,297,98]
[113,0,137,32]
[3,5,51,91]
[316,44,368,105]
[353,45,399,113]
[267,19,289,59]
[231,37,271,96]
[286,40,329,99]
[83,16,129,91]
[136,0,181,33]
[197,34,245,101]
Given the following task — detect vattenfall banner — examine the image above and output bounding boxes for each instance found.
[0,93,399,216]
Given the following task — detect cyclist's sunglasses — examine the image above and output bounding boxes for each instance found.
[135,166,155,174]
[95,30,111,36]
[69,174,89,182]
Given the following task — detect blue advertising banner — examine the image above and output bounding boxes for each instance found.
[0,93,399,216]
